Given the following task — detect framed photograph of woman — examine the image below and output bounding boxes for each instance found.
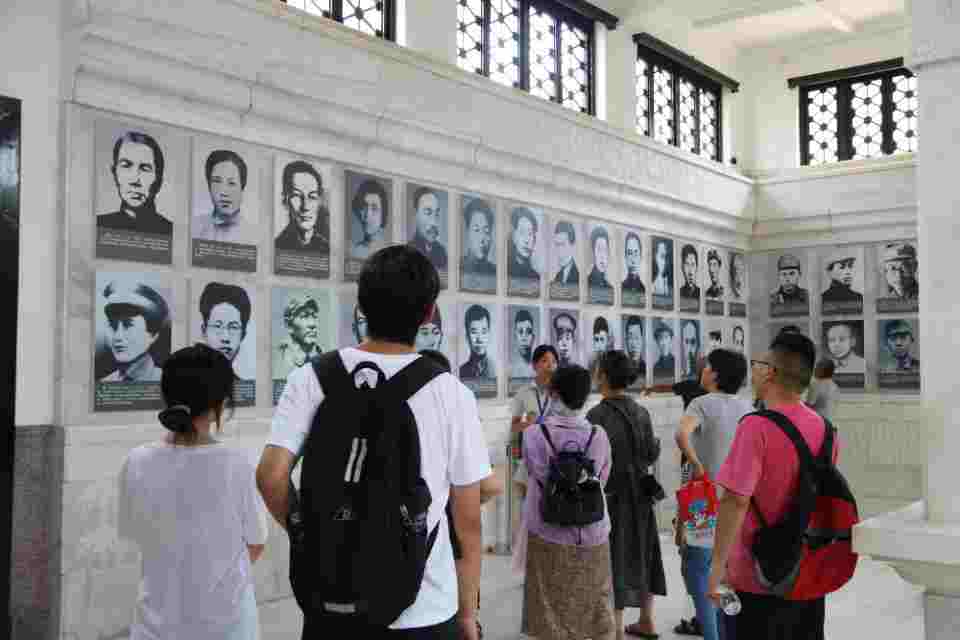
[344,170,393,281]
[650,236,674,310]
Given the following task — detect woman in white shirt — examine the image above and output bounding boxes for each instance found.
[118,344,269,640]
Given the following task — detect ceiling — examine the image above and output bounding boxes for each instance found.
[595,0,907,50]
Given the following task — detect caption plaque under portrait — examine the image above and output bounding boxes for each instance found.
[274,157,331,279]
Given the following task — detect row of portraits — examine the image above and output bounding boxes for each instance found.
[92,269,749,411]
[91,120,746,315]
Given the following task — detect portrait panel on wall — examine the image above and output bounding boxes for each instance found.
[507,305,541,395]
[650,236,675,310]
[271,287,333,405]
[728,322,747,354]
[93,271,173,412]
[190,139,260,272]
[94,120,185,265]
[506,205,545,298]
[621,314,647,388]
[337,289,367,348]
[678,318,702,382]
[274,156,331,279]
[677,242,701,313]
[344,170,393,281]
[548,217,581,302]
[770,251,811,317]
[876,241,919,313]
[191,279,257,406]
[821,320,865,389]
[705,321,725,355]
[458,302,499,398]
[620,229,647,309]
[727,250,748,317]
[650,317,676,385]
[820,246,865,316]
[586,222,614,306]
[549,308,582,368]
[415,300,454,366]
[703,246,726,316]
[459,194,498,295]
[407,183,450,289]
[586,311,617,377]
[878,318,920,391]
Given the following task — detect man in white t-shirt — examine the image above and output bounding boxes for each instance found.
[257,245,491,639]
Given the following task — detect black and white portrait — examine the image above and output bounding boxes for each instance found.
[94,271,172,411]
[407,183,449,288]
[729,323,746,354]
[415,301,453,367]
[274,157,331,279]
[878,319,920,390]
[820,247,865,316]
[192,280,257,406]
[651,317,676,385]
[877,241,919,313]
[822,320,865,389]
[549,218,581,301]
[706,323,724,355]
[337,291,369,348]
[549,308,581,367]
[677,243,701,313]
[459,195,498,294]
[728,251,747,317]
[704,246,725,316]
[679,318,702,382]
[271,287,332,404]
[586,312,616,375]
[621,315,646,382]
[621,229,646,309]
[651,236,674,310]
[506,206,544,298]
[95,122,183,264]
[587,223,614,305]
[507,305,540,393]
[345,171,393,280]
[458,302,498,398]
[770,252,810,317]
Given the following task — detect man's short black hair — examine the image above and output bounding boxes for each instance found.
[706,348,748,394]
[593,316,609,335]
[681,243,698,265]
[205,149,248,190]
[532,344,558,366]
[412,186,441,213]
[282,160,323,197]
[358,245,440,345]
[549,365,592,411]
[514,309,534,327]
[770,332,816,393]
[709,330,722,341]
[199,282,252,335]
[511,207,538,234]
[352,178,390,229]
[625,315,644,334]
[590,226,610,253]
[463,197,494,230]
[554,221,576,244]
[112,131,165,198]
[654,323,674,340]
[464,304,491,334]
[553,312,577,334]
[597,350,639,390]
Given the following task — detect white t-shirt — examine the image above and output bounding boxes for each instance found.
[118,442,269,640]
[267,348,492,629]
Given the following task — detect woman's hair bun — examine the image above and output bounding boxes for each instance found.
[158,404,193,433]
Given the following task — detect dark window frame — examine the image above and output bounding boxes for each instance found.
[283,0,396,41]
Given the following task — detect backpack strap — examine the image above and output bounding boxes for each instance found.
[817,419,836,465]
[310,351,352,399]
[379,355,446,406]
[584,426,597,453]
[539,423,557,455]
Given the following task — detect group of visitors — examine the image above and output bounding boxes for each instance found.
[116,244,843,640]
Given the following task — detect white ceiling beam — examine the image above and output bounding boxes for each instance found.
[691,0,805,29]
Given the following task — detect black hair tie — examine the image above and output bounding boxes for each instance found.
[158,404,193,433]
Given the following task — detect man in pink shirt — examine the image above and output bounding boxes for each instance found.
[707,332,836,640]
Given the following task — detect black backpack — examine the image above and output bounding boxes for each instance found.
[286,352,444,625]
[538,424,605,529]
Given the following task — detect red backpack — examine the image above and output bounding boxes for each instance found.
[748,410,859,601]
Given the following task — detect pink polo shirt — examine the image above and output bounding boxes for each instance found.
[716,403,839,594]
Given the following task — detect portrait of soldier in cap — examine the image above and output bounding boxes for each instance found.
[97,278,171,382]
[821,247,864,314]
[273,291,327,380]
[882,319,920,371]
[705,248,725,299]
[770,252,810,316]
[878,242,919,312]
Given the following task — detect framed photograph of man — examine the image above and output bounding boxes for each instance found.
[821,320,865,389]
[191,279,257,406]
[190,138,260,272]
[728,250,748,317]
[274,156,332,279]
[407,183,450,289]
[507,305,541,395]
[703,246,726,316]
[586,222,614,306]
[415,300,453,365]
[94,120,185,264]
[271,287,332,404]
[770,252,811,317]
[621,314,647,388]
[728,322,747,354]
[677,242,702,313]
[549,308,581,368]
[344,170,393,281]
[876,241,919,313]
[620,229,647,309]
[678,318,702,382]
[548,217,581,302]
[93,271,173,411]
[337,290,368,349]
[705,322,724,355]
[820,246,865,316]
[458,302,499,398]
[459,195,498,294]
[650,236,675,310]
[506,205,545,298]
[650,317,676,385]
[878,319,920,391]
[586,312,617,378]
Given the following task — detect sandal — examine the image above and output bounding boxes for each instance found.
[624,622,659,639]
[673,617,702,636]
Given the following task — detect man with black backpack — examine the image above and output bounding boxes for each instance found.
[708,332,853,640]
[257,246,492,639]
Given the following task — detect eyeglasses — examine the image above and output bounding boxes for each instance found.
[751,359,776,370]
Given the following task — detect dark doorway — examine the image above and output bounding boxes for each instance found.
[0,95,21,638]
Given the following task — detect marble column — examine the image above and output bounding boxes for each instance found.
[854,2,960,639]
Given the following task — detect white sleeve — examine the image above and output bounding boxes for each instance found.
[448,381,493,487]
[266,364,323,456]
[238,453,269,545]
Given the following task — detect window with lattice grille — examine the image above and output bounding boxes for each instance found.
[284,0,394,40]
[797,62,917,166]
[457,0,596,115]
